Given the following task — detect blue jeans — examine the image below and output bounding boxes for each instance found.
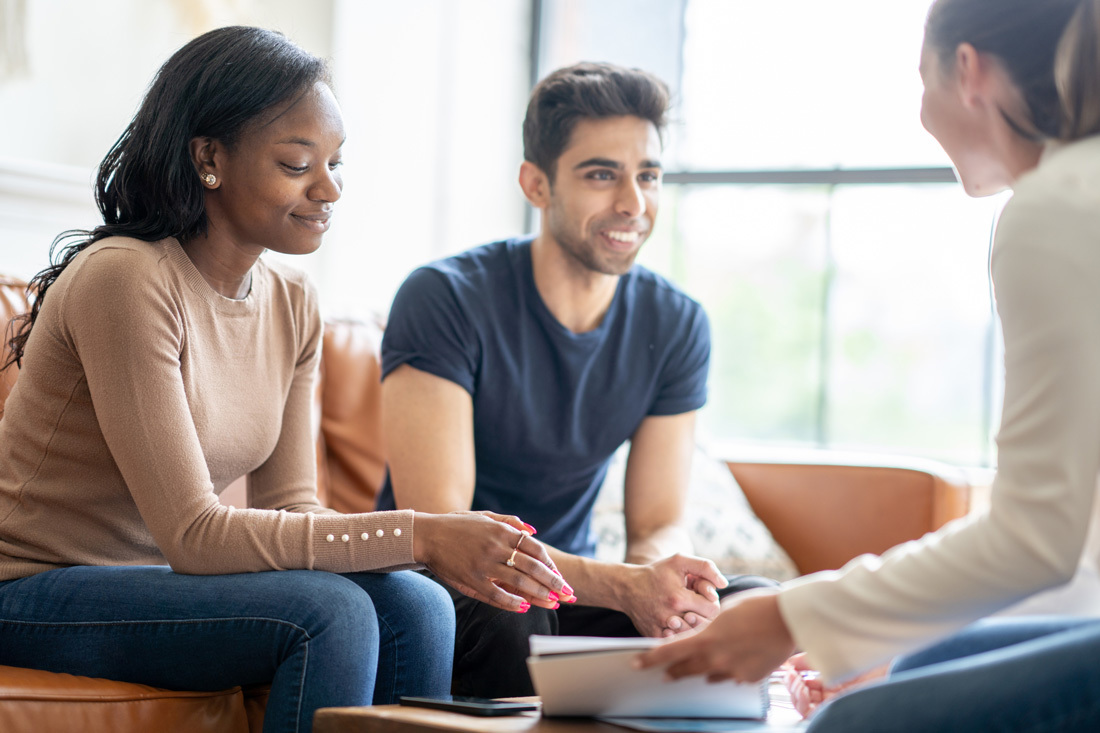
[808,617,1100,732]
[0,566,455,733]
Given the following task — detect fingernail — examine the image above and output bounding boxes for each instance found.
[522,523,537,535]
[548,591,559,602]
[551,602,560,609]
[564,596,577,604]
[519,602,530,613]
[561,583,574,596]
[552,568,562,577]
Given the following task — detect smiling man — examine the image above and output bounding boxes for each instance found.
[375,62,774,697]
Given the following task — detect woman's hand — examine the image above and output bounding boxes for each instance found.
[635,589,795,683]
[782,653,888,719]
[413,511,575,613]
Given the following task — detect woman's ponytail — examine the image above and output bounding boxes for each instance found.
[1056,0,1100,140]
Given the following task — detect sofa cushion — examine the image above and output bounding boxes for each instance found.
[316,316,388,513]
[593,444,799,581]
[0,664,250,733]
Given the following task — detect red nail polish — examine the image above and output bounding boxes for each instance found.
[551,602,560,610]
[519,602,530,613]
[564,596,577,604]
[548,592,559,602]
[562,583,574,596]
[522,523,537,535]
[552,568,562,577]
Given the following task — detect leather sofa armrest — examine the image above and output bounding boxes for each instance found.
[0,276,30,411]
[725,449,971,575]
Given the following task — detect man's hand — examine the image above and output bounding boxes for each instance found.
[659,572,728,636]
[635,589,795,684]
[616,554,728,638]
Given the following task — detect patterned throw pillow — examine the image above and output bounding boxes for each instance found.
[592,444,799,582]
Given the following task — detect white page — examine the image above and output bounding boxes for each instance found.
[528,634,662,656]
[527,644,768,719]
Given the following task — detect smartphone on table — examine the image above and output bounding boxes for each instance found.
[398,695,540,717]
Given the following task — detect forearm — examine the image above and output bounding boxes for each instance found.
[624,522,693,565]
[547,545,637,611]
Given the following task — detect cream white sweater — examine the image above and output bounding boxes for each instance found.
[778,135,1100,683]
[0,237,415,580]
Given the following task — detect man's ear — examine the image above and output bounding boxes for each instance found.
[189,136,222,189]
[519,161,551,208]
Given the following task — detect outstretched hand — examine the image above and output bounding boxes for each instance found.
[635,589,794,683]
[782,653,888,719]
[413,511,575,613]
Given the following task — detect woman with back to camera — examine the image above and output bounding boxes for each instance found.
[0,26,572,733]
[640,0,1100,730]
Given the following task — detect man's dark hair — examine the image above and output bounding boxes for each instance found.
[522,62,670,182]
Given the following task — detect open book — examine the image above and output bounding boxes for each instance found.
[526,635,768,720]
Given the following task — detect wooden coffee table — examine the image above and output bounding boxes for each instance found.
[313,699,622,732]
[314,684,800,732]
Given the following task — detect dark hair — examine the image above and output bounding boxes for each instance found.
[522,62,670,182]
[5,26,329,368]
[925,0,1100,141]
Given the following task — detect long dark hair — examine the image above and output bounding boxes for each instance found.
[5,26,329,368]
[925,0,1100,141]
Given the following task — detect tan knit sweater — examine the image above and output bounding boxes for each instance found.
[0,237,415,580]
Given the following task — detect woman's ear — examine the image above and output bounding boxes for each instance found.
[519,161,551,208]
[189,137,221,189]
[954,42,992,110]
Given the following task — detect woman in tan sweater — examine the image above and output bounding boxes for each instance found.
[0,26,571,733]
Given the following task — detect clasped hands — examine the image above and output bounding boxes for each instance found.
[619,553,730,638]
[412,510,575,613]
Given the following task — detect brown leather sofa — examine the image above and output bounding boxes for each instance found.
[0,273,970,732]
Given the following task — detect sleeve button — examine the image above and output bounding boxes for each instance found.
[341,534,350,542]
[361,533,369,541]
[326,534,335,542]
[376,529,384,537]
[394,528,402,537]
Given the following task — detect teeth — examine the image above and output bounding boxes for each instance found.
[606,230,638,243]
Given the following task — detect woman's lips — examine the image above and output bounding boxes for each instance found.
[291,213,332,232]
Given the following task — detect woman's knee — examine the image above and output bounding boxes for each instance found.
[273,571,380,643]
[347,571,456,647]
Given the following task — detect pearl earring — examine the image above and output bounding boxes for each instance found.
[202,173,217,186]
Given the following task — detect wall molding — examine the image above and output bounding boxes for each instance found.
[0,157,95,207]
[0,158,98,280]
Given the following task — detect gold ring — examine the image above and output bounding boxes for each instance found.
[505,531,529,567]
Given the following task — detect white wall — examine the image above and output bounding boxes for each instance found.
[311,0,532,318]
[0,0,531,316]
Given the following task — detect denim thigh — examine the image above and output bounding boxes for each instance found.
[0,565,453,733]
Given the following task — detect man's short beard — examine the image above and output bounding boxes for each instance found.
[553,226,637,276]
[546,203,639,277]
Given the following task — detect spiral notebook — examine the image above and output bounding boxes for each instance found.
[526,635,769,720]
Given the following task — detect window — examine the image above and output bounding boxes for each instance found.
[537,0,1003,466]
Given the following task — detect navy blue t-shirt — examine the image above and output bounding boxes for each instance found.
[375,237,710,557]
